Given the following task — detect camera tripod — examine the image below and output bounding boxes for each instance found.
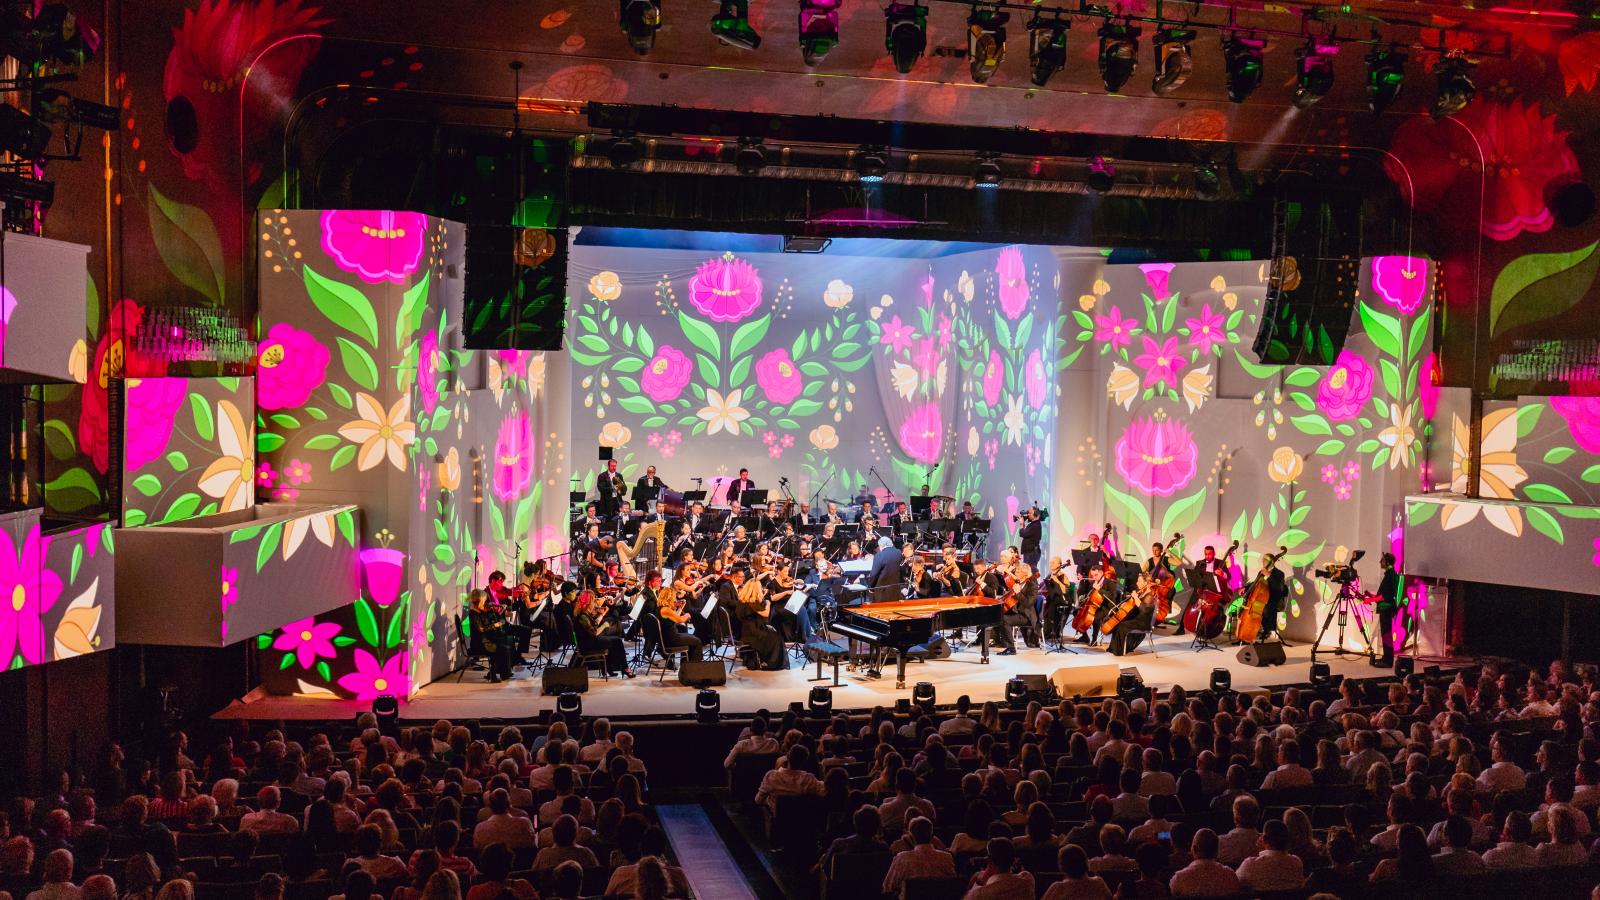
[1310,576,1378,663]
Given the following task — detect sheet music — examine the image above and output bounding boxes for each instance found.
[784,586,810,615]
[628,596,646,621]
[699,594,719,620]
[530,599,548,620]
[662,568,675,587]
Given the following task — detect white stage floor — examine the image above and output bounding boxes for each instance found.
[216,633,1409,722]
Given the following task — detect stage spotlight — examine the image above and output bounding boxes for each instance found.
[967,7,1009,84]
[1431,53,1476,119]
[371,694,399,734]
[783,235,832,253]
[1366,44,1407,113]
[1116,670,1145,703]
[607,134,644,169]
[1151,27,1195,95]
[619,0,662,55]
[0,172,55,205]
[695,689,720,724]
[31,89,120,132]
[1005,677,1029,709]
[972,152,1002,189]
[556,690,583,718]
[913,682,936,709]
[1086,155,1116,194]
[1222,34,1266,103]
[884,2,928,74]
[808,686,833,717]
[855,145,888,183]
[1026,16,1069,87]
[798,0,841,66]
[1193,161,1221,199]
[1309,661,1332,690]
[1097,22,1140,93]
[734,137,766,175]
[0,106,53,160]
[710,0,761,50]
[1209,667,1232,693]
[1394,656,1415,678]
[1293,39,1338,109]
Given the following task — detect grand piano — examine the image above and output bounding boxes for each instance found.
[828,595,1004,688]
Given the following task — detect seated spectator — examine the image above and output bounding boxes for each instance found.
[1215,795,1261,867]
[240,787,299,834]
[391,850,439,900]
[607,829,688,898]
[1127,795,1175,847]
[330,870,375,900]
[532,816,598,873]
[939,696,978,738]
[1281,807,1325,868]
[1370,824,1434,882]
[535,797,593,849]
[964,838,1033,900]
[1111,769,1150,822]
[949,801,994,856]
[1311,739,1349,786]
[1302,827,1363,897]
[1432,815,1486,875]
[1040,844,1111,900]
[416,821,474,882]
[537,768,594,828]
[464,844,536,900]
[1088,824,1137,876]
[724,718,780,769]
[1532,775,1591,840]
[1236,819,1303,892]
[1370,794,1413,852]
[1065,797,1113,857]
[1259,741,1312,790]
[1137,749,1176,797]
[1168,829,1239,898]
[473,790,535,849]
[26,849,80,900]
[255,873,286,900]
[1013,803,1061,852]
[883,816,955,896]
[79,875,115,900]
[753,745,824,815]
[1482,810,1538,869]
[119,855,159,900]
[1534,806,1588,866]
[545,861,582,900]
[183,796,225,835]
[345,824,408,883]
[1476,733,1527,794]
[879,769,936,833]
[419,870,459,900]
[212,779,244,817]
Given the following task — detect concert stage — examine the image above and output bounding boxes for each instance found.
[215,636,1403,722]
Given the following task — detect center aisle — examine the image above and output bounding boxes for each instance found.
[656,803,762,900]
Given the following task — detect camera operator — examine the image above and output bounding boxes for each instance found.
[1015,505,1045,569]
[1376,552,1401,667]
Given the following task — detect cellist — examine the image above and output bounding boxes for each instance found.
[1076,562,1121,646]
[1174,545,1227,637]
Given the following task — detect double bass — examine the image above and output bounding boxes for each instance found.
[1182,540,1238,639]
[1149,532,1184,622]
[1234,545,1288,644]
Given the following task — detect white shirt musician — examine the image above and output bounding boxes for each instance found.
[728,468,756,505]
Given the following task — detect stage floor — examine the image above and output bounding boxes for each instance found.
[216,632,1408,722]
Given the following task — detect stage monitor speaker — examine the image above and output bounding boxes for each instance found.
[1251,189,1365,366]
[1237,642,1287,667]
[1050,662,1121,698]
[464,224,568,350]
[541,665,590,694]
[678,660,727,687]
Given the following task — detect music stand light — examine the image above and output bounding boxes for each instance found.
[556,691,582,718]
[695,689,720,724]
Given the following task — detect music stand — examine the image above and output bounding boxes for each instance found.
[634,485,660,508]
[742,489,769,508]
[682,490,707,504]
[908,495,932,518]
[1182,565,1224,653]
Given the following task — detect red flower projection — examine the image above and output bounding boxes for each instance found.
[1385,99,1580,241]
[79,300,168,474]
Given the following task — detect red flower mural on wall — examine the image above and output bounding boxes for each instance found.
[1385,99,1580,242]
[163,0,328,186]
[79,300,167,474]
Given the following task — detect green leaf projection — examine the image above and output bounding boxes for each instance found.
[120,377,255,526]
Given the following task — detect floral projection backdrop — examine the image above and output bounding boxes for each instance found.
[565,235,1053,549]
[0,510,115,672]
[120,377,256,526]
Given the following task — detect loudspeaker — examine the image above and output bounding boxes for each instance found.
[1018,674,1051,694]
[598,446,614,461]
[1237,642,1287,667]
[678,660,726,687]
[1049,663,1121,698]
[924,638,951,660]
[541,666,589,694]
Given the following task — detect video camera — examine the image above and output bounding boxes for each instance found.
[1314,549,1365,583]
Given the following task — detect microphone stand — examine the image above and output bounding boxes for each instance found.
[809,470,834,510]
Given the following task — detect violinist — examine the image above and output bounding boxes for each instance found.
[935,546,968,597]
[760,501,788,538]
[770,522,799,558]
[638,570,703,667]
[1043,556,1074,642]
[905,557,938,600]
[766,560,813,643]
[1175,545,1229,637]
[804,550,841,607]
[574,590,632,678]
[844,540,864,562]
[486,570,532,658]
[1004,560,1042,652]
[667,521,696,561]
[729,524,753,557]
[733,567,787,670]
[469,589,516,683]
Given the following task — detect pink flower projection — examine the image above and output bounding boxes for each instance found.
[910,339,939,378]
[1592,537,1600,569]
[320,211,429,283]
[755,349,804,404]
[1024,349,1047,410]
[256,322,330,410]
[898,403,944,463]
[1550,395,1600,453]
[1315,351,1376,421]
[982,350,1003,406]
[1094,306,1136,351]
[338,649,409,700]
[1140,263,1176,300]
[937,314,953,350]
[81,299,165,474]
[123,378,189,472]
[1135,336,1183,391]
[687,256,763,322]
[418,332,440,416]
[359,548,405,608]
[1385,100,1580,241]
[880,315,915,353]
[273,616,341,669]
[1186,304,1227,356]
[219,564,238,642]
[995,246,1031,319]
[641,345,692,402]
[1370,256,1430,315]
[1419,352,1440,421]
[0,524,61,666]
[163,0,327,186]
[491,412,536,501]
[1114,417,1199,497]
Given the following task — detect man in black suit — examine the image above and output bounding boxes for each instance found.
[792,501,814,527]
[1018,506,1044,569]
[686,501,708,535]
[866,535,904,604]
[636,465,667,492]
[596,459,625,517]
[728,468,756,506]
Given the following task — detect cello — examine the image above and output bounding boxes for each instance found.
[1233,545,1288,644]
[1148,532,1184,622]
[1072,563,1116,633]
[1183,540,1238,638]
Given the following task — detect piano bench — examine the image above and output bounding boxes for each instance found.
[806,640,849,686]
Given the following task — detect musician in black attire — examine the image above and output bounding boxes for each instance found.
[1042,557,1074,642]
[637,571,703,666]
[686,502,709,535]
[1375,552,1402,666]
[1076,532,1113,602]
[904,557,939,599]
[1175,545,1229,636]
[485,570,532,657]
[1005,562,1042,651]
[667,522,696,561]
[733,567,787,670]
[596,459,626,517]
[1260,560,1289,641]
[728,468,756,506]
[933,546,968,597]
[972,560,1015,653]
[1078,563,1122,645]
[859,496,878,525]
[635,465,667,492]
[1018,507,1044,569]
[574,590,631,677]
[469,589,516,682]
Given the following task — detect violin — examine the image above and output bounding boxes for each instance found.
[1234,545,1288,644]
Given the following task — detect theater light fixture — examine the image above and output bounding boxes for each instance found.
[913,682,937,709]
[798,0,841,65]
[1394,656,1415,678]
[1086,155,1116,194]
[1005,677,1029,708]
[0,172,56,205]
[371,695,399,733]
[884,2,928,74]
[1151,27,1195,95]
[0,106,53,160]
[734,137,766,175]
[31,89,120,131]
[855,145,888,183]
[808,686,833,716]
[1026,15,1069,87]
[619,0,662,55]
[556,690,583,717]
[695,689,720,723]
[1209,667,1232,693]
[1097,22,1139,93]
[1293,39,1338,109]
[607,134,644,168]
[1366,44,1407,113]
[710,0,761,50]
[1222,34,1266,103]
[1431,52,1475,119]
[972,152,1002,188]
[967,6,1010,84]
[1309,661,1333,689]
